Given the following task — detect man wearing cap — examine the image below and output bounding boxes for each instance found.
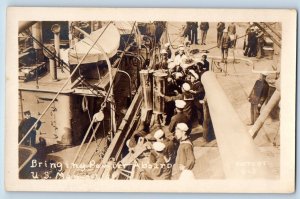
[217,22,226,48]
[19,111,42,146]
[141,142,172,180]
[200,22,209,45]
[174,46,187,66]
[154,49,169,70]
[248,73,270,125]
[168,100,191,135]
[154,129,176,164]
[188,70,205,124]
[220,29,231,63]
[158,82,194,121]
[174,123,195,172]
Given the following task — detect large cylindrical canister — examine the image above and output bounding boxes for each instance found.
[153,71,168,113]
[139,70,154,110]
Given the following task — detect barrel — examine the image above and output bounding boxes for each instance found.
[153,71,168,114]
[139,69,154,110]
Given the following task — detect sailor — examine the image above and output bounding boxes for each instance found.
[244,27,257,57]
[19,111,42,146]
[227,22,236,35]
[188,70,205,124]
[217,22,226,48]
[248,73,270,125]
[164,43,172,59]
[154,129,176,164]
[200,54,209,72]
[256,28,264,59]
[168,100,191,135]
[174,123,195,174]
[190,22,199,45]
[174,46,187,66]
[154,49,169,70]
[141,142,172,180]
[220,29,231,63]
[173,72,185,91]
[181,83,195,121]
[227,22,237,48]
[200,22,209,45]
[164,73,178,125]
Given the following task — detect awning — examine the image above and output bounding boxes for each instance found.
[60,23,120,65]
[113,21,135,34]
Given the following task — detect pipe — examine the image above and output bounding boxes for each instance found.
[43,45,58,81]
[51,24,61,69]
[117,70,132,100]
[201,71,273,179]
[32,22,44,63]
[19,21,37,33]
[249,78,281,139]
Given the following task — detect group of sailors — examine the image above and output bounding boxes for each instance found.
[125,42,214,180]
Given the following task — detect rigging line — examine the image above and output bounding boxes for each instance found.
[23,30,70,72]
[18,21,113,145]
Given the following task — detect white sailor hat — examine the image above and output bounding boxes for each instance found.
[223,29,228,33]
[154,129,165,140]
[175,100,186,109]
[168,62,176,69]
[261,72,269,76]
[164,43,170,47]
[175,72,183,79]
[176,123,189,132]
[182,83,191,91]
[160,49,168,54]
[153,142,166,152]
[189,69,199,80]
[179,46,185,51]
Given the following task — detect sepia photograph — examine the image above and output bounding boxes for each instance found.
[5,8,296,193]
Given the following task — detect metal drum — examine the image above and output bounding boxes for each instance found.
[153,71,168,114]
[139,69,154,110]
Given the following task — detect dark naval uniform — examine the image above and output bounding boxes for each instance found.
[162,138,176,164]
[143,152,172,180]
[248,78,269,124]
[164,92,194,123]
[19,117,41,146]
[175,139,195,170]
[168,111,190,134]
[190,80,205,124]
